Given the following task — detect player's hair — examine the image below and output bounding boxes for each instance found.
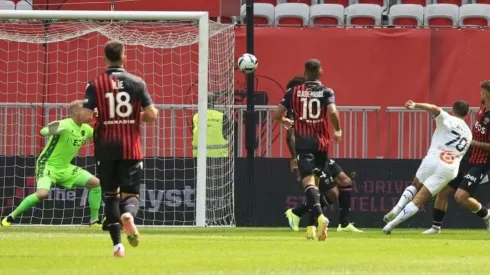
[104,40,125,63]
[481,80,490,93]
[68,100,84,116]
[452,100,470,117]
[304,59,322,80]
[286,76,306,89]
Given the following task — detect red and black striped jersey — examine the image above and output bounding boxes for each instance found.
[83,67,153,160]
[468,105,490,164]
[280,81,335,152]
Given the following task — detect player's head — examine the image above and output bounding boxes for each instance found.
[480,80,490,104]
[452,100,470,118]
[304,59,322,81]
[68,99,84,118]
[104,40,126,67]
[286,76,306,89]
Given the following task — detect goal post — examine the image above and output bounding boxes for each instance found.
[0,10,235,227]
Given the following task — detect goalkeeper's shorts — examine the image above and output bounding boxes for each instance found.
[35,163,93,190]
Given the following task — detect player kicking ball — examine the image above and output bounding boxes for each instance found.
[383,100,472,234]
[1,100,102,227]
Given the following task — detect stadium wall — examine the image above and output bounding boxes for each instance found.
[1,156,489,228]
[2,28,489,157]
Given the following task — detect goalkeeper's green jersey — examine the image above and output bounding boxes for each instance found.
[37,118,93,168]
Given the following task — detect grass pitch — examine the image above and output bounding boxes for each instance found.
[0,227,489,275]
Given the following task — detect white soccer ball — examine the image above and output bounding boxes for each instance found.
[238,53,258,74]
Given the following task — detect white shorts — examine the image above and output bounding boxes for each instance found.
[415,153,459,195]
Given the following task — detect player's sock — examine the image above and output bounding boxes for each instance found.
[121,196,140,217]
[338,186,352,228]
[391,202,420,228]
[10,193,40,219]
[394,185,417,211]
[304,185,323,218]
[88,187,101,222]
[104,195,122,246]
[432,208,446,228]
[291,203,309,217]
[474,204,490,219]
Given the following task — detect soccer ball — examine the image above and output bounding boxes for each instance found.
[238,53,258,74]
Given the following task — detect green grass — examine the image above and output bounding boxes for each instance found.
[1,227,489,274]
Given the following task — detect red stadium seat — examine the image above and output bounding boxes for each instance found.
[462,17,488,26]
[397,0,427,5]
[459,4,490,27]
[389,4,423,26]
[253,0,278,4]
[309,4,345,26]
[324,0,350,6]
[356,0,386,7]
[350,17,376,25]
[286,0,314,4]
[313,17,341,25]
[475,0,490,3]
[393,17,419,25]
[428,17,454,25]
[432,0,463,6]
[346,4,382,26]
[424,4,458,27]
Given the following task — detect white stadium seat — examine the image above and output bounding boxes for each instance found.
[309,4,345,26]
[424,4,459,26]
[459,4,490,27]
[16,0,33,10]
[0,0,15,10]
[275,3,310,26]
[388,4,424,26]
[240,3,275,25]
[346,4,382,26]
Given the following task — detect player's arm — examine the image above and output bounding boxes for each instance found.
[40,120,66,136]
[405,100,441,117]
[272,88,293,128]
[139,81,158,122]
[471,140,490,152]
[325,89,342,140]
[286,128,296,159]
[80,82,97,124]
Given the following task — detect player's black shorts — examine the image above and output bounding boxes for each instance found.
[97,159,143,194]
[319,159,344,192]
[448,162,489,195]
[297,150,329,180]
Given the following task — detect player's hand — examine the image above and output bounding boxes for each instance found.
[281,118,293,129]
[405,100,416,110]
[48,121,64,135]
[289,158,298,172]
[334,129,342,143]
[93,108,99,118]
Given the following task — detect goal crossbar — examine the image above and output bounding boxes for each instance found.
[0,10,211,227]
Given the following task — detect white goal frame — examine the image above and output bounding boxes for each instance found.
[0,10,210,227]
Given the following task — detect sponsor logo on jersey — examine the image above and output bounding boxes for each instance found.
[474,121,487,135]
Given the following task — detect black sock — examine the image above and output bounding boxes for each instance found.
[432,208,446,227]
[121,197,140,217]
[338,186,352,227]
[476,206,489,219]
[307,211,316,226]
[304,185,322,218]
[104,195,121,246]
[292,203,309,217]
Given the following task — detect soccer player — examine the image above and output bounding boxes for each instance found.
[79,40,158,257]
[382,100,472,234]
[1,100,102,227]
[422,81,490,234]
[273,59,342,241]
[282,76,362,236]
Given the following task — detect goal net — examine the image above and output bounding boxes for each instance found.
[0,11,235,226]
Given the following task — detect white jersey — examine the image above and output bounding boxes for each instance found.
[427,110,472,161]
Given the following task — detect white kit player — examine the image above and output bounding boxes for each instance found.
[383,100,472,234]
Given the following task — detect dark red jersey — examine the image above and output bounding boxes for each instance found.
[83,67,153,160]
[468,104,490,164]
[280,81,335,152]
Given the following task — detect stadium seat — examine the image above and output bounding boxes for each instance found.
[309,4,345,25]
[459,4,490,27]
[319,0,352,7]
[241,3,275,25]
[211,16,237,24]
[284,0,322,4]
[345,4,382,26]
[16,0,32,10]
[395,0,429,6]
[251,0,278,4]
[432,0,467,6]
[0,0,15,10]
[474,0,490,4]
[388,4,424,26]
[424,4,459,26]
[275,3,310,25]
[353,0,389,11]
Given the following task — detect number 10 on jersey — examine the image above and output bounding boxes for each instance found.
[300,98,321,120]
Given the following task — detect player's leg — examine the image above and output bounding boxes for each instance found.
[2,166,53,226]
[422,184,456,234]
[383,168,451,234]
[384,156,433,222]
[98,160,125,257]
[118,160,144,247]
[64,165,102,226]
[297,152,329,241]
[453,166,490,232]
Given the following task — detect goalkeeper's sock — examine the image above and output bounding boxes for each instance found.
[11,193,40,219]
[88,187,102,223]
[121,197,140,218]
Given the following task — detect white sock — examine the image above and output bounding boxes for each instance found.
[394,186,417,212]
[391,202,420,228]
[114,243,125,252]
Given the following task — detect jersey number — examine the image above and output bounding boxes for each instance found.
[445,130,468,152]
[105,92,133,118]
[300,98,321,120]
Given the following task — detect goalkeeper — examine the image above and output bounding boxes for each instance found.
[1,100,102,227]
